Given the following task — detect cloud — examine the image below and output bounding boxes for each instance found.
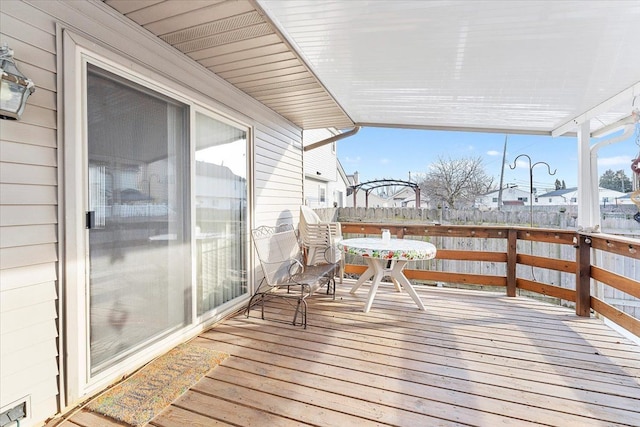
[515,159,530,169]
[486,150,501,156]
[599,155,633,167]
[380,158,390,165]
[343,156,361,163]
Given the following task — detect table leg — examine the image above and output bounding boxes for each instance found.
[389,260,402,291]
[389,260,426,311]
[363,258,385,313]
[350,258,375,293]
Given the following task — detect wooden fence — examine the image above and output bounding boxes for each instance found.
[313,208,640,336]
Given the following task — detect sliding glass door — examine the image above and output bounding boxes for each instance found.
[84,60,250,377]
[86,64,190,374]
[194,112,248,315]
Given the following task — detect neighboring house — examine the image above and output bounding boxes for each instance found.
[537,187,627,207]
[535,188,576,206]
[475,187,532,210]
[0,3,353,426]
[347,191,389,208]
[302,128,346,208]
[390,187,417,207]
[336,160,350,207]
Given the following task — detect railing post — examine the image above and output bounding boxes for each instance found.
[507,229,517,297]
[575,234,591,317]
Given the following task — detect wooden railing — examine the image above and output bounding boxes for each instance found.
[340,222,640,337]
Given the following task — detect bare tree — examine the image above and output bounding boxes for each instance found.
[419,156,494,208]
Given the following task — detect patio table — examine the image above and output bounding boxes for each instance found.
[342,237,437,312]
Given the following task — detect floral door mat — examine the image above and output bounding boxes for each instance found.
[87,343,228,426]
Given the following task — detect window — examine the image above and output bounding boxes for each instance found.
[319,187,326,203]
[570,197,577,203]
[492,197,498,202]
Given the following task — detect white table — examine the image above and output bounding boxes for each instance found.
[342,237,437,312]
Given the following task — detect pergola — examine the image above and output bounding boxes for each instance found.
[349,179,420,208]
[107,0,640,230]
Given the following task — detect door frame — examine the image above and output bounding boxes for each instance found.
[62,30,253,405]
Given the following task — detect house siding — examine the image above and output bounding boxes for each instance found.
[0,3,60,425]
[303,128,337,179]
[303,128,340,208]
[0,1,304,426]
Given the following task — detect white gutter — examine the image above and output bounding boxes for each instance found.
[585,110,639,231]
[303,126,360,151]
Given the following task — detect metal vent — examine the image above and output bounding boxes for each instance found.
[173,23,273,53]
[160,11,265,45]
[0,399,28,427]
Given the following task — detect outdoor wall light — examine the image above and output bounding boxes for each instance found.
[0,44,35,120]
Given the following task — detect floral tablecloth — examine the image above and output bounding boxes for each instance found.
[342,238,436,261]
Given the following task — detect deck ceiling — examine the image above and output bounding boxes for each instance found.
[105,0,640,135]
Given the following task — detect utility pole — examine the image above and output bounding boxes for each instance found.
[497,135,508,210]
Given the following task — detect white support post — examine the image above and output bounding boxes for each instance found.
[577,122,599,232]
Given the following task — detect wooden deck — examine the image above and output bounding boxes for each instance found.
[57,281,639,426]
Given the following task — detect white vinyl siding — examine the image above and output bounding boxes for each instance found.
[303,128,338,179]
[2,1,306,425]
[254,127,303,226]
[303,128,340,208]
[0,3,59,425]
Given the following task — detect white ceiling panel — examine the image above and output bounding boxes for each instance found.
[104,0,639,134]
[257,0,640,134]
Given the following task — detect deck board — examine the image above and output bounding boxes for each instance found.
[54,282,640,427]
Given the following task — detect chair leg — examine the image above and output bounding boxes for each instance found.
[301,298,308,329]
[245,292,260,318]
[292,298,302,326]
[325,276,336,299]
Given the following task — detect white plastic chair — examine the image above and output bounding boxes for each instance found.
[299,206,344,282]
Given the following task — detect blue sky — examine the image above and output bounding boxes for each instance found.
[338,127,639,193]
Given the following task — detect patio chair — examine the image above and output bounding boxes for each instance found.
[299,205,344,282]
[247,224,337,328]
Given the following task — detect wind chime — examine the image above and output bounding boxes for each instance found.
[628,109,640,222]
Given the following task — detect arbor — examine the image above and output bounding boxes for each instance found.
[418,156,494,208]
[599,169,632,193]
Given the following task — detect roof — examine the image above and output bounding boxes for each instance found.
[538,187,629,198]
[480,187,530,197]
[538,188,578,198]
[104,0,640,135]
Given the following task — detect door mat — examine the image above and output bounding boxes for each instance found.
[87,343,229,426]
